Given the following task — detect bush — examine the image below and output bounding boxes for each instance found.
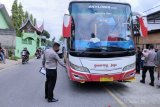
[8,49,13,57]
[10,56,19,61]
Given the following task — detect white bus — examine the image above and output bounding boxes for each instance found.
[62,1,140,83]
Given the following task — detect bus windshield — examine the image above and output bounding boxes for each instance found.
[70,2,134,52]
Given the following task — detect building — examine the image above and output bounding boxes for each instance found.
[0,3,16,49]
[136,6,160,49]
[15,18,44,58]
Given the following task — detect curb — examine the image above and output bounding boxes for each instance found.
[0,60,21,71]
[0,58,36,71]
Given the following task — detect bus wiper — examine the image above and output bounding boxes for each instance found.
[78,50,88,55]
[78,48,106,55]
[106,46,134,52]
[106,46,127,51]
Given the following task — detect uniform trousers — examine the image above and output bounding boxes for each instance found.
[45,68,57,100]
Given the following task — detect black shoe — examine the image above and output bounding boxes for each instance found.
[136,72,140,74]
[140,80,145,84]
[45,96,48,99]
[149,83,154,86]
[48,98,58,102]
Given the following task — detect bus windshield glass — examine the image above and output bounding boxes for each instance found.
[70,2,134,52]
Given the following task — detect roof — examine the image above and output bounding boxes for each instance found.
[20,18,44,33]
[147,10,160,21]
[141,4,160,32]
[69,0,131,6]
[0,3,13,29]
[35,22,44,33]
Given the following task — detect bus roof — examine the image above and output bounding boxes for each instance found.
[69,0,131,7]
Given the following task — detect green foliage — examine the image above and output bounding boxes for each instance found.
[24,11,29,20]
[11,0,19,36]
[8,49,13,57]
[30,14,33,23]
[42,30,50,39]
[33,18,36,26]
[59,36,64,42]
[46,40,53,47]
[18,3,24,24]
[11,0,37,37]
[10,56,19,61]
[11,0,24,37]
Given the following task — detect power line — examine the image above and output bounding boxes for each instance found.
[143,4,160,13]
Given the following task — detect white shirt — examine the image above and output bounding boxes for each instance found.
[90,37,100,43]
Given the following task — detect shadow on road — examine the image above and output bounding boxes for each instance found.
[68,81,129,93]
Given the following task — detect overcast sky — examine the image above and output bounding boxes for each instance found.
[0,0,160,41]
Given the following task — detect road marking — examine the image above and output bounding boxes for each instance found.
[104,88,127,107]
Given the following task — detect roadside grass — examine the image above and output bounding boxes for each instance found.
[9,55,35,61]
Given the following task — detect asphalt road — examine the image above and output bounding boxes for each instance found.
[0,59,121,107]
[0,59,160,107]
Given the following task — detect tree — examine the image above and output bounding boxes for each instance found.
[42,30,50,39]
[24,11,29,20]
[30,14,33,23]
[59,36,64,42]
[33,18,37,26]
[11,0,19,36]
[18,3,24,27]
[12,0,25,37]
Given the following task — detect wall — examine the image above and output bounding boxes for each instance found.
[0,11,9,29]
[137,32,160,49]
[0,29,16,48]
[15,32,40,58]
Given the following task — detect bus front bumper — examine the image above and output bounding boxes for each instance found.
[68,67,136,83]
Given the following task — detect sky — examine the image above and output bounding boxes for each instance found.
[0,0,160,41]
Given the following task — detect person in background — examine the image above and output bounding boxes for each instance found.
[35,48,41,58]
[154,48,160,87]
[42,42,66,102]
[21,48,30,61]
[136,47,142,74]
[155,48,158,53]
[90,33,100,43]
[0,47,5,64]
[141,48,145,70]
[140,45,157,86]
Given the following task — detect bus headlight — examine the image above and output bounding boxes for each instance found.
[123,63,135,71]
[70,62,89,72]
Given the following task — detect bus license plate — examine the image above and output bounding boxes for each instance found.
[100,77,113,82]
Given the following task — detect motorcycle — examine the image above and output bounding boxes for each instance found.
[22,55,29,64]
[35,52,41,59]
[36,53,41,59]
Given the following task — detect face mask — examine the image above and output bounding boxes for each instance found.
[55,50,59,52]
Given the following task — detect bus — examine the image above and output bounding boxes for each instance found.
[62,1,143,83]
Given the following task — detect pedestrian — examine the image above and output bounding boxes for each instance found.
[154,48,160,87]
[141,48,145,70]
[140,45,157,86]
[0,47,5,64]
[42,42,66,102]
[136,47,142,74]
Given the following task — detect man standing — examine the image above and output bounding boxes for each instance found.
[136,47,142,74]
[140,45,157,86]
[42,42,66,102]
[155,48,160,87]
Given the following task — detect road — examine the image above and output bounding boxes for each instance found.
[0,59,160,107]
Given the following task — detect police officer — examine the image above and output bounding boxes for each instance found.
[42,42,66,102]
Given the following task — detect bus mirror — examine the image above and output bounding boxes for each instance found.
[63,14,72,38]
